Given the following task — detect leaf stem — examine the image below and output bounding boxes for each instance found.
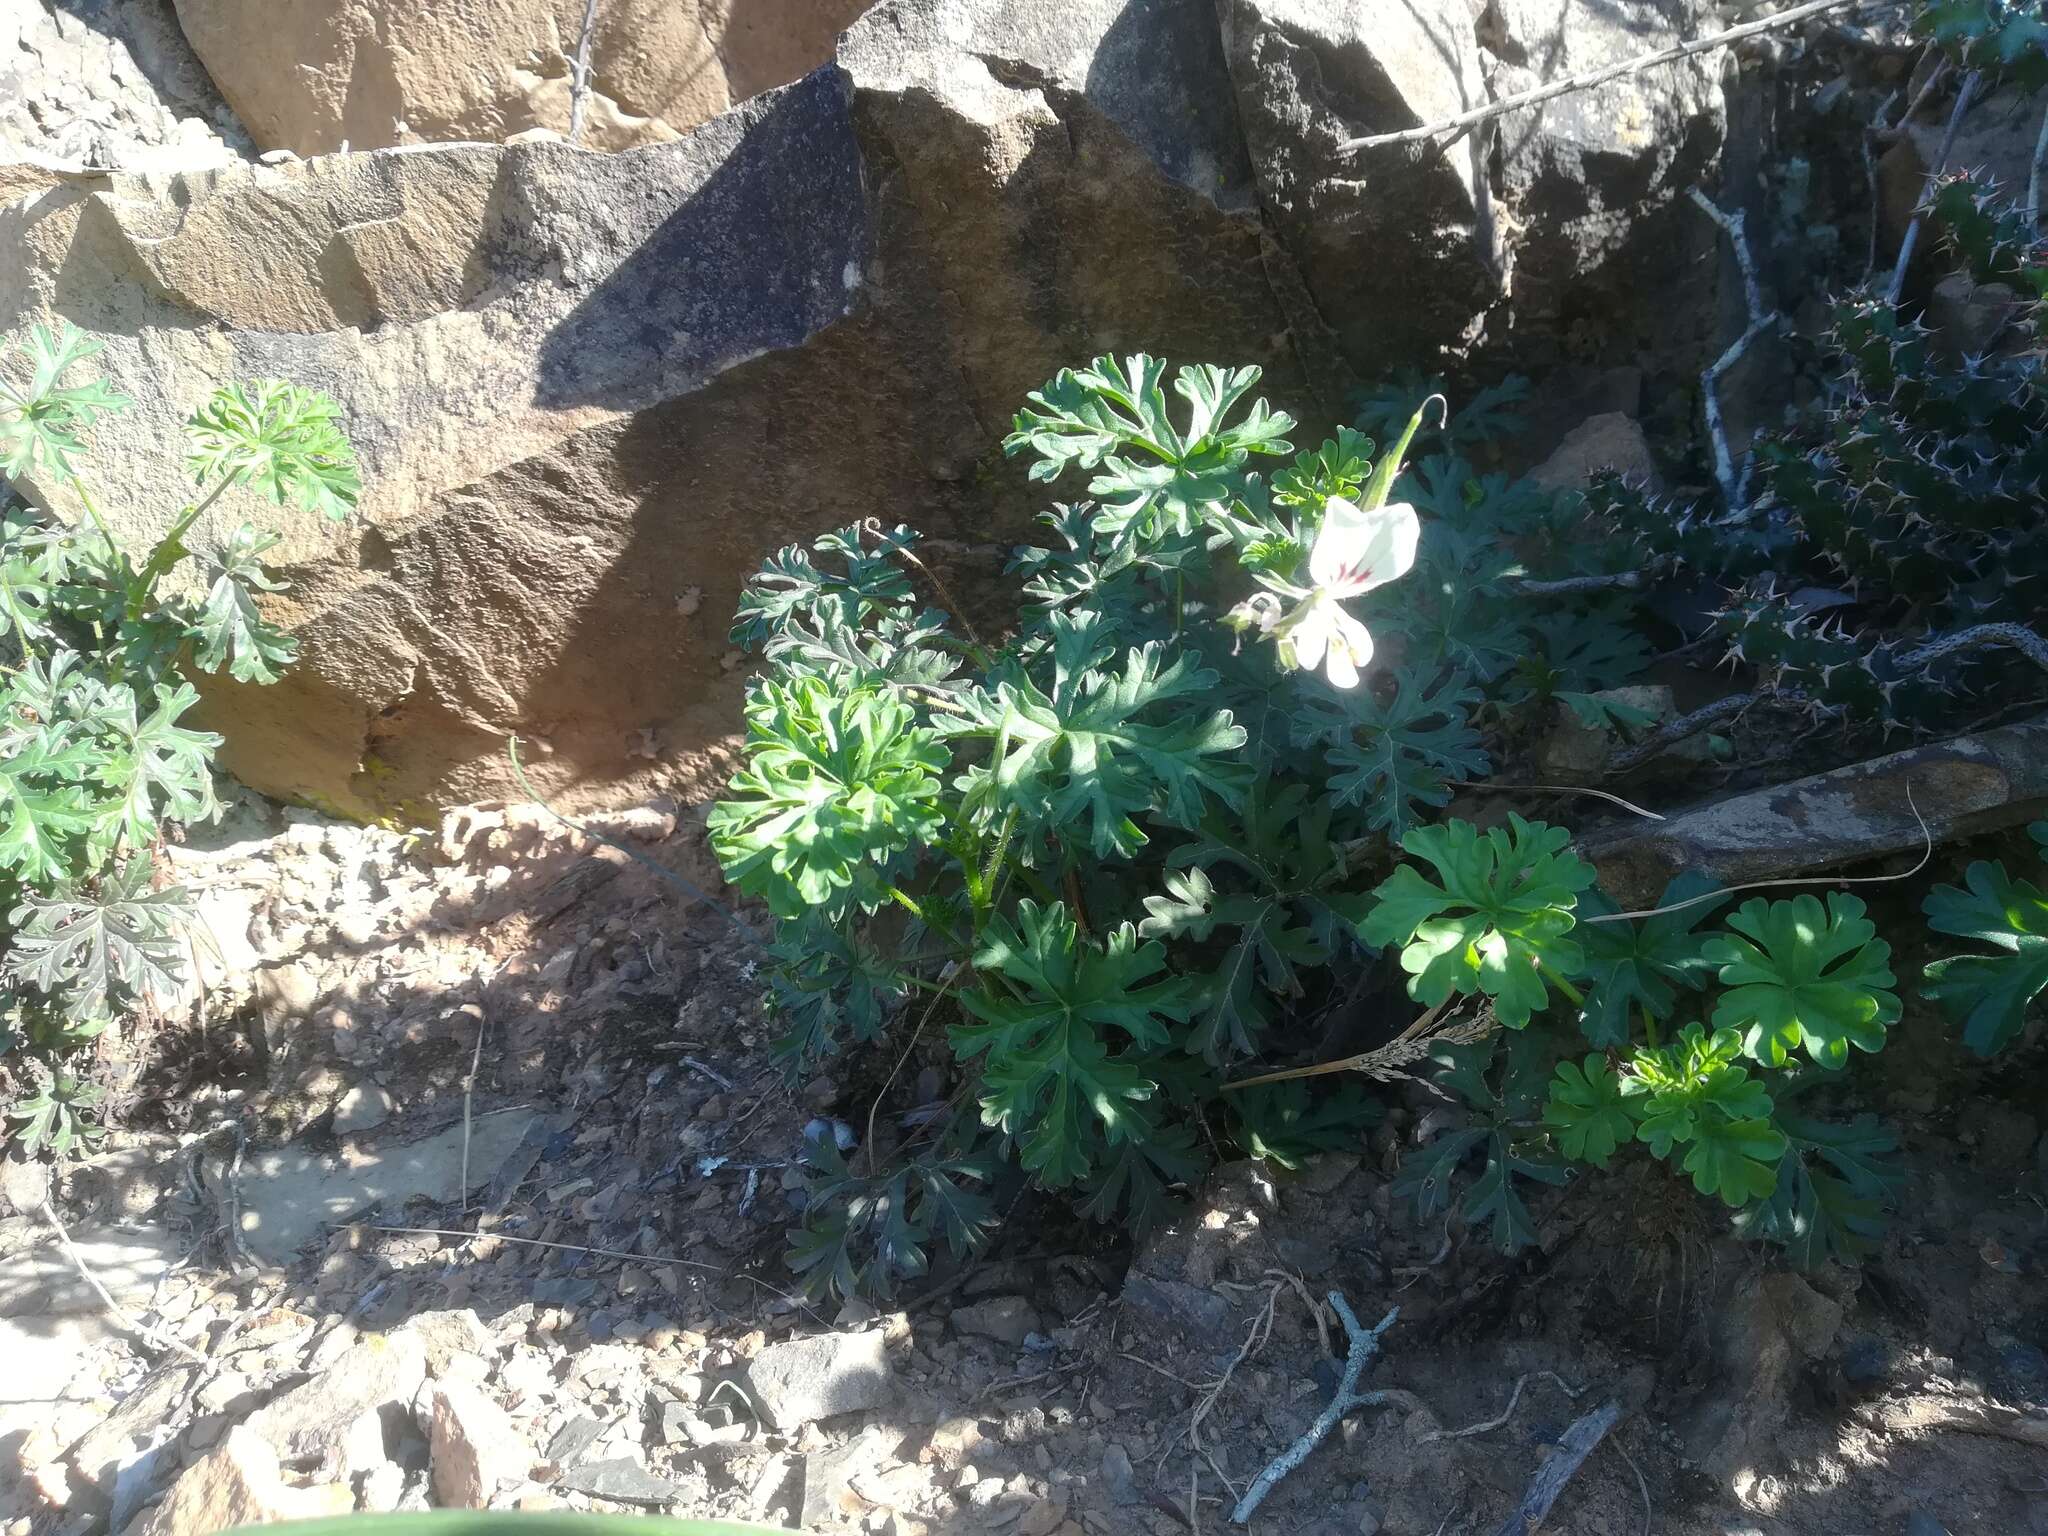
[125,478,236,621]
[1538,961,1585,1007]
[72,481,126,565]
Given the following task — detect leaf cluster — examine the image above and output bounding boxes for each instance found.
[0,325,358,1156]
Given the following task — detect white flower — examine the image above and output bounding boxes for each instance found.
[1263,497,1419,689]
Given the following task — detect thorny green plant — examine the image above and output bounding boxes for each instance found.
[714,359,1921,1299]
[0,326,358,1154]
[1594,170,2048,739]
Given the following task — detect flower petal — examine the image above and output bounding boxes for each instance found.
[1324,606,1374,689]
[1307,497,1367,589]
[1276,596,1329,673]
[1311,499,1420,596]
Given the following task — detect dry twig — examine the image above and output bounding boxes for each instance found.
[567,0,601,145]
[1490,1398,1624,1536]
[1422,1371,1583,1442]
[1340,0,1883,152]
[40,1200,207,1364]
[1688,187,1782,512]
[1887,69,1983,304]
[1231,1293,1400,1524]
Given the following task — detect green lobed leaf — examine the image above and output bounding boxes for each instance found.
[1704,893,1901,1070]
[1574,871,1727,1047]
[952,900,1194,1188]
[6,860,191,1024]
[1465,1128,1568,1253]
[189,523,300,684]
[1359,814,1596,1027]
[1543,1054,1634,1167]
[1231,1080,1382,1171]
[1142,780,1369,1060]
[184,381,360,520]
[952,619,1249,860]
[1293,667,1490,840]
[1732,1112,1901,1266]
[0,324,129,484]
[1920,826,2048,1057]
[709,678,949,922]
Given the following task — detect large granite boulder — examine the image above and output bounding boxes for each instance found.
[168,0,878,155]
[0,0,1307,817]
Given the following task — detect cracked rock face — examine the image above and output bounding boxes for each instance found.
[0,0,1307,817]
[1217,0,1726,375]
[0,0,1725,818]
[167,0,880,155]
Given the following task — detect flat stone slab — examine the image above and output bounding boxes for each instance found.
[0,1224,180,1317]
[231,1110,544,1262]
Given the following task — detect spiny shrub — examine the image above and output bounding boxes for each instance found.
[1594,170,2048,737]
[713,357,1908,1298]
[0,326,358,1154]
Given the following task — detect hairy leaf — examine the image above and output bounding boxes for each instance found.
[710,678,949,921]
[1294,668,1490,839]
[1231,1080,1382,1170]
[1733,1113,1901,1266]
[6,861,190,1023]
[184,381,361,520]
[1141,781,1370,1059]
[0,324,128,483]
[1003,355,1294,543]
[954,622,1248,859]
[1466,1128,1567,1253]
[952,900,1193,1187]
[190,524,300,683]
[1575,872,1727,1047]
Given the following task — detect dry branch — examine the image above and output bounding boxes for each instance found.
[1489,1398,1623,1536]
[567,0,601,146]
[1887,70,1983,304]
[1231,1294,1400,1524]
[1688,187,1781,512]
[1339,0,1884,153]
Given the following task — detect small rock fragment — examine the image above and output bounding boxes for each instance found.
[127,1426,351,1536]
[741,1330,894,1430]
[554,1458,683,1507]
[242,1330,428,1480]
[427,1381,529,1509]
[951,1296,1041,1347]
[395,1308,497,1377]
[333,1083,396,1135]
[546,1415,608,1465]
[1100,1443,1136,1504]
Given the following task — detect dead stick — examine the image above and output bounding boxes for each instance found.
[567,0,601,145]
[1887,70,1982,305]
[1340,0,1885,151]
[40,1201,207,1364]
[1490,1398,1623,1536]
[1231,1294,1400,1523]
